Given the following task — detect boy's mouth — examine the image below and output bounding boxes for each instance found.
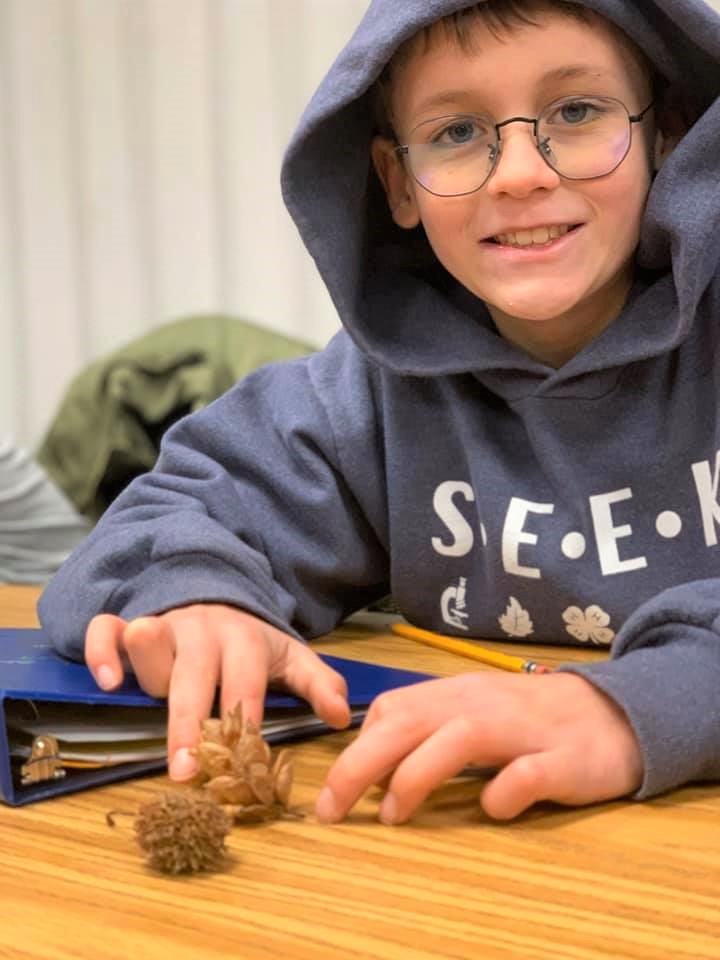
[484,223,582,247]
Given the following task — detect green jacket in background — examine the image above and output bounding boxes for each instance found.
[37,315,315,522]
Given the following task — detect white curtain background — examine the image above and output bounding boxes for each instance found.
[0,0,368,449]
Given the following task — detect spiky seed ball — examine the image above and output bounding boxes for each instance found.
[134,792,232,875]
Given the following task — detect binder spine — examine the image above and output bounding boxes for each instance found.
[0,699,14,803]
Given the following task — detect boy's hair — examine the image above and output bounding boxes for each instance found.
[373,0,659,139]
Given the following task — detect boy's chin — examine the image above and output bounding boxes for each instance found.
[477,274,591,321]
[488,296,586,325]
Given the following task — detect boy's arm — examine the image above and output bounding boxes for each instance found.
[559,579,720,798]
[38,336,390,658]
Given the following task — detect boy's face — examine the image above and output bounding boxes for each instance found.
[374,10,659,367]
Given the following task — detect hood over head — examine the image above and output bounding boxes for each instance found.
[281,0,720,379]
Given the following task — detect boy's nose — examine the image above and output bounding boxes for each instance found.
[485,127,560,198]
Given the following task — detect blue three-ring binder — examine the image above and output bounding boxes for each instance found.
[0,627,431,806]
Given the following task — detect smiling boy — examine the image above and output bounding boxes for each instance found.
[40,0,720,825]
[371,4,664,367]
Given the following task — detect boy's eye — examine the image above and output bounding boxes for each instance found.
[442,120,477,143]
[547,99,603,126]
[430,117,490,147]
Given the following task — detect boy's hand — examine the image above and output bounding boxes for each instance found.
[315,671,643,824]
[84,604,351,780]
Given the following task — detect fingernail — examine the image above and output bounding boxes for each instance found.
[169,747,198,781]
[379,793,399,825]
[96,665,116,690]
[315,786,340,823]
[331,693,351,723]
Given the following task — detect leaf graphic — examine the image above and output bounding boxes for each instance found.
[498,596,534,638]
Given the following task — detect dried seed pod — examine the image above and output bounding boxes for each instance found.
[191,741,234,778]
[272,750,293,808]
[134,792,232,875]
[220,710,242,746]
[199,718,224,744]
[192,703,296,822]
[230,730,271,770]
[221,802,287,823]
[247,762,274,805]
[204,775,257,806]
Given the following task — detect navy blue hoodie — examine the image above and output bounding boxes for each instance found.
[40,0,720,799]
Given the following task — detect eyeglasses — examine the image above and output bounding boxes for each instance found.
[395,96,655,197]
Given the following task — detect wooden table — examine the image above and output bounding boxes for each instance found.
[1,584,720,960]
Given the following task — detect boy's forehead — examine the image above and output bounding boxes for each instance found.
[390,8,653,117]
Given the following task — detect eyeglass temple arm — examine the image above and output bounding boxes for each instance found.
[629,100,655,123]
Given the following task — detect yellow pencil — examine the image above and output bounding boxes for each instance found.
[391,622,551,674]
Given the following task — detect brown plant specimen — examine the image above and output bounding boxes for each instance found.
[134,792,232,874]
[190,704,296,822]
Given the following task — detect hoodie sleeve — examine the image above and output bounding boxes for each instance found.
[559,580,720,798]
[38,334,391,660]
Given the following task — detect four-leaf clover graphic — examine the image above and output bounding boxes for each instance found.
[562,605,615,645]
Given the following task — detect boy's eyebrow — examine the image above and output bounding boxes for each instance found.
[411,65,607,118]
[541,65,607,83]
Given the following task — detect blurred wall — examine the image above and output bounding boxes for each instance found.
[0,0,366,448]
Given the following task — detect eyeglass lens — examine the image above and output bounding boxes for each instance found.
[405,97,633,197]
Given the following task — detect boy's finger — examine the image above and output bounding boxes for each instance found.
[218,631,271,728]
[316,714,419,823]
[480,751,560,820]
[377,715,478,825]
[166,632,221,780]
[84,614,128,690]
[283,643,351,729]
[122,617,175,698]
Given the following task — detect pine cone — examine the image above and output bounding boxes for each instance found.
[190,704,296,822]
[134,792,232,874]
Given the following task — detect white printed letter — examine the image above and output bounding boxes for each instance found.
[502,497,554,579]
[692,453,720,547]
[431,481,475,557]
[589,488,647,575]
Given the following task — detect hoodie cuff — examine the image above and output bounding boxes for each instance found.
[39,552,302,662]
[559,624,720,798]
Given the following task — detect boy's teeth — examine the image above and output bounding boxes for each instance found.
[494,224,571,246]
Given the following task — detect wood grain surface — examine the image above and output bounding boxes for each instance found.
[1,585,719,960]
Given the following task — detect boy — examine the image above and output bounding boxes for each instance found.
[39,0,720,825]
